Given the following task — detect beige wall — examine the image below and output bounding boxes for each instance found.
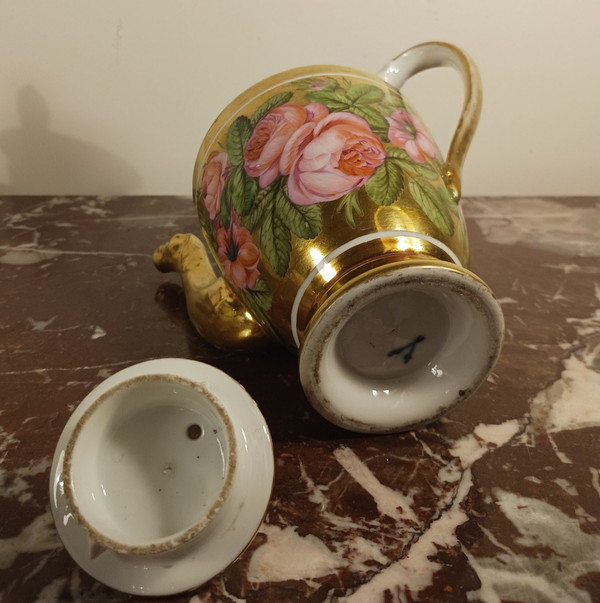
[1,0,599,196]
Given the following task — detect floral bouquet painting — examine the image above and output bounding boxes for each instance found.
[196,76,457,317]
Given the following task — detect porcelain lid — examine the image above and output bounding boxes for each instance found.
[49,358,274,596]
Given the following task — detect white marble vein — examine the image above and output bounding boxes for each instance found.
[337,419,522,601]
[34,577,68,603]
[0,511,61,570]
[523,284,600,461]
[466,197,600,257]
[340,467,473,602]
[90,326,106,340]
[333,446,419,524]
[0,457,51,504]
[0,360,132,377]
[247,524,341,582]
[296,459,372,533]
[0,246,149,265]
[460,280,600,601]
[246,419,522,598]
[27,316,58,331]
[466,491,600,603]
[0,423,19,464]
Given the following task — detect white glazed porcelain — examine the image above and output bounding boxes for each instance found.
[49,358,273,596]
[299,262,504,433]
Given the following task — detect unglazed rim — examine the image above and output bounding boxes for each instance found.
[62,374,237,556]
[299,260,504,433]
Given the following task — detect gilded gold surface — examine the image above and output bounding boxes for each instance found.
[192,65,388,193]
[170,44,483,351]
[443,45,482,199]
[153,234,270,350]
[272,200,470,347]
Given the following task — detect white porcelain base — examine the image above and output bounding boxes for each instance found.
[299,262,504,433]
[50,359,273,596]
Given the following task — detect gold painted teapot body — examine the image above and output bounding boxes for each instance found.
[155,42,504,433]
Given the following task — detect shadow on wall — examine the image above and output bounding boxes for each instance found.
[0,85,141,195]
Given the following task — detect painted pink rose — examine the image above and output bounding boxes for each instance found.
[244,102,328,188]
[387,110,436,163]
[281,112,386,206]
[201,151,231,219]
[216,218,260,289]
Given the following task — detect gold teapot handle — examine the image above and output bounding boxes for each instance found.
[377,41,482,200]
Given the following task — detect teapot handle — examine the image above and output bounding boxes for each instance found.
[377,41,482,201]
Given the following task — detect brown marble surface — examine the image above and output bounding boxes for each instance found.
[1,195,599,602]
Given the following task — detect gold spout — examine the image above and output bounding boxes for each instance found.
[153,233,270,350]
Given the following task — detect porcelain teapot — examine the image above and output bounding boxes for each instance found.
[154,41,504,433]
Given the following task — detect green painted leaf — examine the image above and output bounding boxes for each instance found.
[241,183,277,231]
[336,189,364,229]
[438,184,460,215]
[307,90,350,110]
[245,176,259,208]
[241,277,272,312]
[347,104,389,133]
[381,93,407,113]
[365,156,405,206]
[226,116,252,167]
[386,146,410,161]
[408,179,454,236]
[219,188,232,228]
[251,91,293,125]
[346,84,385,105]
[275,192,321,239]
[227,166,259,217]
[386,146,439,179]
[225,166,251,217]
[260,207,291,276]
[399,159,439,180]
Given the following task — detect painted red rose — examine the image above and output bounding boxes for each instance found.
[243,102,328,188]
[281,112,386,206]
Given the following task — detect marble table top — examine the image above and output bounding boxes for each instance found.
[1,195,599,602]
